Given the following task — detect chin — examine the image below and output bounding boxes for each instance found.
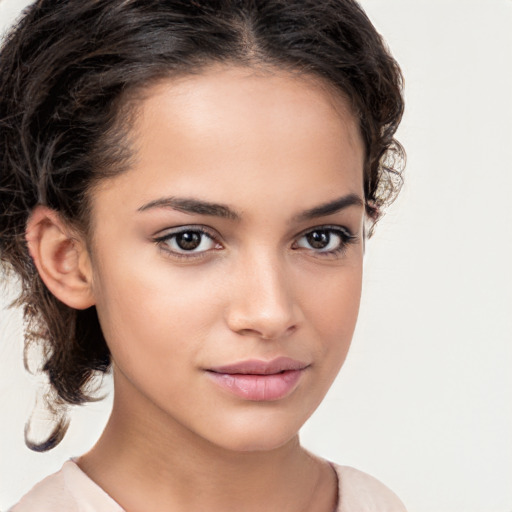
[198,408,310,454]
[213,430,297,453]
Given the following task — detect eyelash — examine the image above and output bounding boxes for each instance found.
[292,225,357,257]
[153,226,220,261]
[153,225,357,260]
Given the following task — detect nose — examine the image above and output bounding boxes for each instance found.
[224,250,301,340]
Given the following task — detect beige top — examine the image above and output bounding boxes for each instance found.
[9,459,407,511]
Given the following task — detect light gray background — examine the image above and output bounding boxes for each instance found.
[1,1,511,510]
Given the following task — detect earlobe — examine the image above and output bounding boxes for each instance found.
[25,206,95,310]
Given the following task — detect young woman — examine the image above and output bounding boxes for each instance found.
[0,0,406,510]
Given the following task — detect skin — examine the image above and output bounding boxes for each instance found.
[30,65,366,511]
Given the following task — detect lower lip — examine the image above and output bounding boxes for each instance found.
[206,369,304,401]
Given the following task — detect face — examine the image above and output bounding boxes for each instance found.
[87,66,365,452]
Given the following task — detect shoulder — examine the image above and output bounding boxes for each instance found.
[8,463,76,512]
[8,460,124,512]
[332,463,407,512]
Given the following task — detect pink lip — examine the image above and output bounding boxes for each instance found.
[206,357,309,401]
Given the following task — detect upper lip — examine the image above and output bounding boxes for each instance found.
[208,357,309,375]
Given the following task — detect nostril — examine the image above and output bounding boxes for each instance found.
[238,324,297,341]
[281,325,297,338]
[224,277,301,340]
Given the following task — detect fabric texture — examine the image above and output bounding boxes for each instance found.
[9,459,407,511]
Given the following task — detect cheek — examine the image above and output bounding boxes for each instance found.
[304,263,363,361]
[90,255,223,368]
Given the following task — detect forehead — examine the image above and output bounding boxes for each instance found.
[90,65,364,223]
[132,65,363,164]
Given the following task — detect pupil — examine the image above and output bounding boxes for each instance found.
[176,232,201,250]
[307,230,329,249]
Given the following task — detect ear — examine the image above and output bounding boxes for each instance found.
[25,206,95,310]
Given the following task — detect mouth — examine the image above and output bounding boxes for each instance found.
[208,357,308,375]
[205,357,309,401]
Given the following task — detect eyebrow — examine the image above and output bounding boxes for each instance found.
[137,197,240,220]
[137,193,364,222]
[293,193,364,222]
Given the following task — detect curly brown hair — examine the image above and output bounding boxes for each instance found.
[0,0,404,450]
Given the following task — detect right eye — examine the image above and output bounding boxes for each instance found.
[154,227,221,257]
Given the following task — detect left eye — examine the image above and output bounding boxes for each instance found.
[156,229,218,254]
[294,227,352,253]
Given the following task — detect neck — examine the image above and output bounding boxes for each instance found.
[78,372,337,512]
